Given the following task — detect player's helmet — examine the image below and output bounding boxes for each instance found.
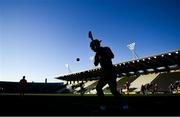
[90,39,101,48]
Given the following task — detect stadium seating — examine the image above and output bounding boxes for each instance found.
[129,73,160,92]
[151,71,180,92]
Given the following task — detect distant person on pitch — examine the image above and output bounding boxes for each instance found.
[90,39,122,110]
[19,76,28,96]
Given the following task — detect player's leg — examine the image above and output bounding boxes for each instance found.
[108,77,121,97]
[96,78,108,111]
[108,77,124,111]
[96,78,107,100]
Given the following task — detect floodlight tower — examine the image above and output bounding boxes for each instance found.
[65,64,72,85]
[127,42,139,60]
[65,64,71,73]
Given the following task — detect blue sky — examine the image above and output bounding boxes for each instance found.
[0,0,179,82]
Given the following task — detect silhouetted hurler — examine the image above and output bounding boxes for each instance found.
[88,31,122,111]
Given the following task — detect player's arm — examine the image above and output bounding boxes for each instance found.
[106,47,114,59]
[94,54,99,66]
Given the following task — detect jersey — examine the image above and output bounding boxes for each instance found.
[20,79,27,88]
[94,47,116,78]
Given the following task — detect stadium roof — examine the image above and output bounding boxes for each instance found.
[56,50,180,81]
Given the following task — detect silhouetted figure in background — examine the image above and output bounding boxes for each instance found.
[146,83,150,92]
[152,83,156,94]
[169,83,174,94]
[80,82,86,96]
[19,76,27,96]
[154,83,159,93]
[0,87,3,92]
[90,39,121,111]
[141,84,145,95]
[125,81,130,94]
[174,81,179,92]
[45,78,47,83]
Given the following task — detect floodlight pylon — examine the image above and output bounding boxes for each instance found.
[127,42,139,60]
[65,64,72,73]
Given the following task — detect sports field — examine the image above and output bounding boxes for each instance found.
[0,93,180,116]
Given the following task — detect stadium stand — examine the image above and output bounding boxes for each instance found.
[103,75,146,94]
[116,76,138,90]
[129,73,160,92]
[151,71,180,92]
[56,50,180,94]
[56,50,179,81]
[74,80,97,92]
[0,81,65,93]
[89,78,122,94]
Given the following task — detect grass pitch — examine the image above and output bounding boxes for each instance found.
[0,92,180,116]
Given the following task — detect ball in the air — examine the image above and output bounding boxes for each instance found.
[76,58,80,61]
